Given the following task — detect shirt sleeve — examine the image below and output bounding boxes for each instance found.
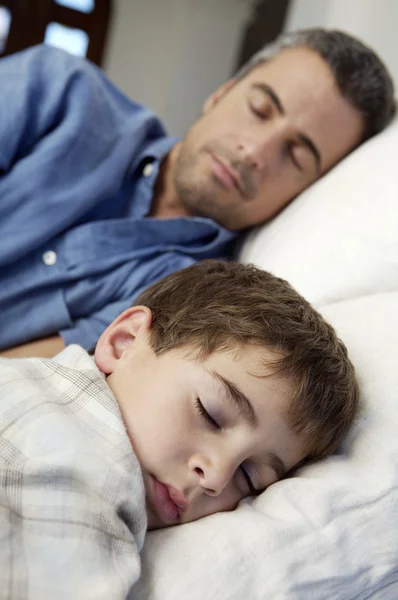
[60,253,197,349]
[0,45,90,173]
[61,297,142,350]
[0,44,144,267]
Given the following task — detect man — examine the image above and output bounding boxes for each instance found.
[0,28,394,358]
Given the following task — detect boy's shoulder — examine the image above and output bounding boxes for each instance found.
[0,347,147,595]
[0,346,140,484]
[0,345,112,429]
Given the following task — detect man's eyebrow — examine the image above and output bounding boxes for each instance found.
[297,133,321,173]
[252,83,285,115]
[251,82,322,173]
[211,371,258,427]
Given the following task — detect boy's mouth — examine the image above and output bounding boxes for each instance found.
[149,475,188,525]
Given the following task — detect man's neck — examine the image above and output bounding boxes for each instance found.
[149,143,192,219]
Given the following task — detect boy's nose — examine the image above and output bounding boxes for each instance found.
[190,453,237,497]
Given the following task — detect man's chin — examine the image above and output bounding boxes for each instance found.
[181,189,236,222]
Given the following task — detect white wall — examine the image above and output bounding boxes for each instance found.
[103,0,256,136]
[285,0,398,87]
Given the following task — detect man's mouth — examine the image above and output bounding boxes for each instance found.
[208,151,244,195]
[149,475,188,525]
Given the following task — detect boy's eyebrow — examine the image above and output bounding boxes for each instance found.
[212,371,258,427]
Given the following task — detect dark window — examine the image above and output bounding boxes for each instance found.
[0,6,11,53]
[55,0,95,13]
[44,21,90,56]
[1,0,112,66]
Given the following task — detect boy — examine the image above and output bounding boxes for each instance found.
[0,261,358,599]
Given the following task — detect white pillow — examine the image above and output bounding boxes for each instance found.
[238,117,398,307]
[132,292,398,600]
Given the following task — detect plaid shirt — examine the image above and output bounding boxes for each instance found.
[0,345,147,600]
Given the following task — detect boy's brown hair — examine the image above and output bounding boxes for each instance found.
[134,260,359,462]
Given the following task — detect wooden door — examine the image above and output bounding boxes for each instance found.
[235,0,291,71]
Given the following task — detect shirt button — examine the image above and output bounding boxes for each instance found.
[143,162,154,177]
[42,250,57,266]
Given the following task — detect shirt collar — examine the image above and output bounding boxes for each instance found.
[130,135,179,180]
[143,135,179,163]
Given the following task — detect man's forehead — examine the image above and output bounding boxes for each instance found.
[244,47,338,113]
[245,46,334,87]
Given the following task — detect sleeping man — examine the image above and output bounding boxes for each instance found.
[0,260,359,598]
[0,28,394,358]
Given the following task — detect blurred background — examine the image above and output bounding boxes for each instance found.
[2,0,397,136]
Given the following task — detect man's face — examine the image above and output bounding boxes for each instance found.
[172,46,364,230]
[104,332,306,530]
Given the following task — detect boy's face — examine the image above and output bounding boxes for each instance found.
[96,308,307,530]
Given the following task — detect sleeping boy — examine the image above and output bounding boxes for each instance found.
[0,260,359,599]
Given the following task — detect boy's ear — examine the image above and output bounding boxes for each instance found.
[94,306,153,375]
[202,79,236,114]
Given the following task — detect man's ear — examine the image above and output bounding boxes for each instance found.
[94,306,153,375]
[203,79,236,114]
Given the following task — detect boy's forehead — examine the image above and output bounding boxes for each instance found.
[203,344,293,409]
[222,342,287,377]
[179,341,295,417]
[180,340,283,370]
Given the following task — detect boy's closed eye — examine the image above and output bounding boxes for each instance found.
[195,397,263,497]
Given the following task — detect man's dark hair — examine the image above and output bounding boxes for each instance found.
[236,28,395,141]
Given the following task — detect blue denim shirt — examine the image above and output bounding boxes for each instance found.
[0,46,237,351]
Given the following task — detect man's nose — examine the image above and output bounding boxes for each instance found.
[189,452,238,497]
[236,123,287,171]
